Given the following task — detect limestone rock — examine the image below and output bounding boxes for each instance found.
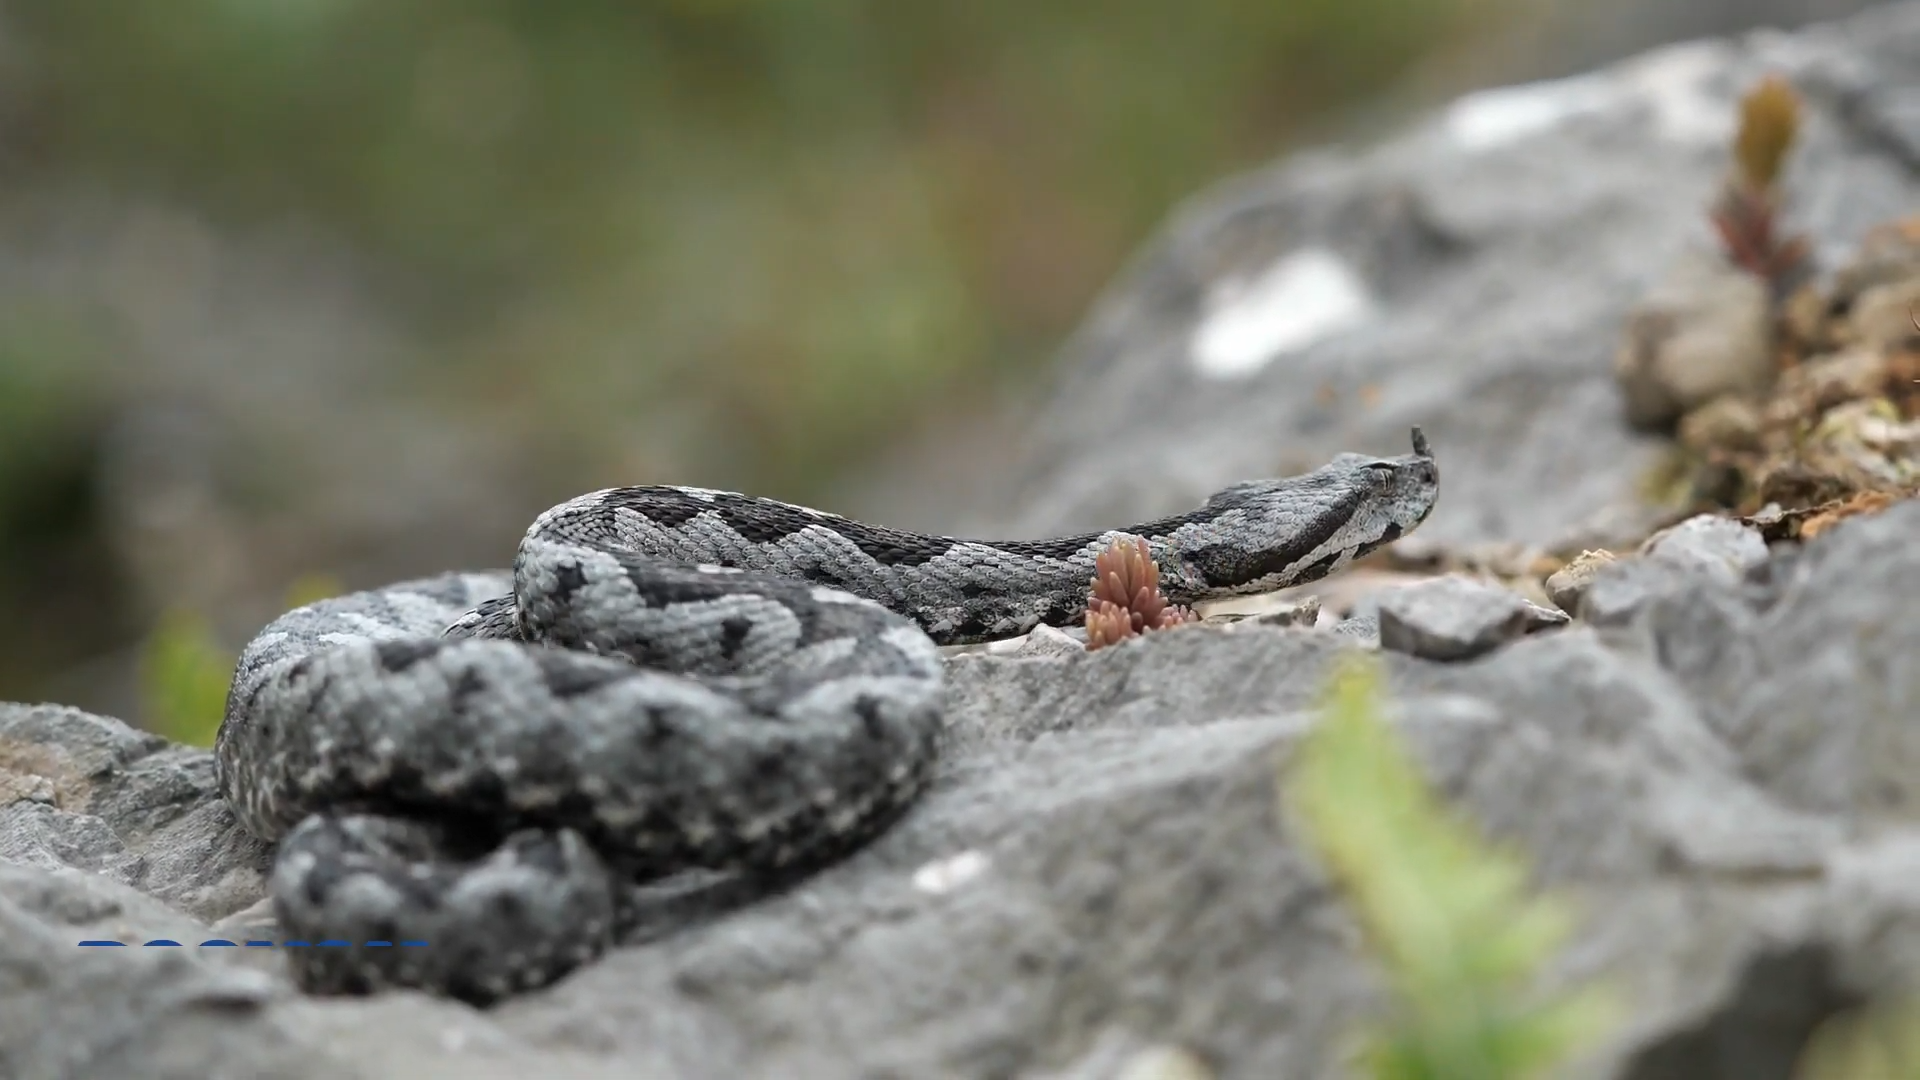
[1615,250,1777,431]
[1639,513,1772,585]
[1017,623,1090,659]
[1581,513,1773,625]
[1376,574,1570,661]
[1546,549,1618,614]
[0,703,269,923]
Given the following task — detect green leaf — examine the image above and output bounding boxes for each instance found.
[139,609,236,748]
[139,574,343,747]
[1281,654,1622,1080]
[1798,1001,1920,1080]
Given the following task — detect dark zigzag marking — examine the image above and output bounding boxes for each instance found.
[374,639,446,674]
[551,560,590,605]
[1176,487,1369,591]
[718,615,754,662]
[534,653,636,699]
[594,488,710,529]
[587,485,1251,571]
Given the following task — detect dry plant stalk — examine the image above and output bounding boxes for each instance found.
[1712,74,1811,288]
[1085,536,1195,650]
[1734,74,1800,190]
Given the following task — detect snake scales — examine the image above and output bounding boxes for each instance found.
[216,428,1439,1004]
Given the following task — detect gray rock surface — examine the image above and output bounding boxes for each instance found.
[1329,613,1383,645]
[1215,595,1322,631]
[1582,557,1703,627]
[1639,514,1773,583]
[902,2,1920,555]
[1016,623,1092,659]
[1612,248,1778,431]
[1580,513,1774,626]
[4,499,1920,1078]
[1376,573,1570,661]
[0,703,269,921]
[1548,548,1621,613]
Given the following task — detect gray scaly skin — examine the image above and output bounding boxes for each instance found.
[216,427,1440,1005]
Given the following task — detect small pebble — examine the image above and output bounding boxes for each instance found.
[1640,514,1770,586]
[1377,575,1567,662]
[1545,549,1617,615]
[1017,624,1088,659]
[1328,614,1381,647]
[1116,1045,1215,1080]
[1208,596,1322,630]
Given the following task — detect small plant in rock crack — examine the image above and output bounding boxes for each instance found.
[142,574,341,747]
[1711,73,1812,293]
[1283,655,1622,1080]
[1084,535,1195,650]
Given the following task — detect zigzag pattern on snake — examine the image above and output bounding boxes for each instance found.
[215,428,1440,1005]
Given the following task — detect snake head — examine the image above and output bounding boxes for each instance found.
[1174,427,1440,597]
[1356,426,1440,538]
[1281,426,1438,539]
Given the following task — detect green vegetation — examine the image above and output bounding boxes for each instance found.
[9,0,1510,497]
[139,609,240,749]
[1798,1001,1920,1079]
[1282,655,1621,1080]
[0,306,116,698]
[140,575,341,747]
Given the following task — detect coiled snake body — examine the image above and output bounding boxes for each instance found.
[216,429,1439,1004]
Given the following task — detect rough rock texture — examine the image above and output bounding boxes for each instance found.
[1375,573,1570,660]
[1581,512,1775,626]
[890,2,1920,554]
[0,704,270,921]
[1639,513,1774,582]
[3,497,1919,1079]
[1614,249,1777,430]
[1548,549,1621,613]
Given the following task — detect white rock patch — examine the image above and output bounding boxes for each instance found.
[1443,72,1616,152]
[1189,248,1374,380]
[911,850,991,895]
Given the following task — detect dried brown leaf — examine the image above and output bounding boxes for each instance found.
[1799,489,1907,539]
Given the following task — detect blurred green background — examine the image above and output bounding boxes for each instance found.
[14,0,1510,487]
[0,0,1875,737]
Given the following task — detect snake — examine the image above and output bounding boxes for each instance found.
[215,427,1439,1005]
